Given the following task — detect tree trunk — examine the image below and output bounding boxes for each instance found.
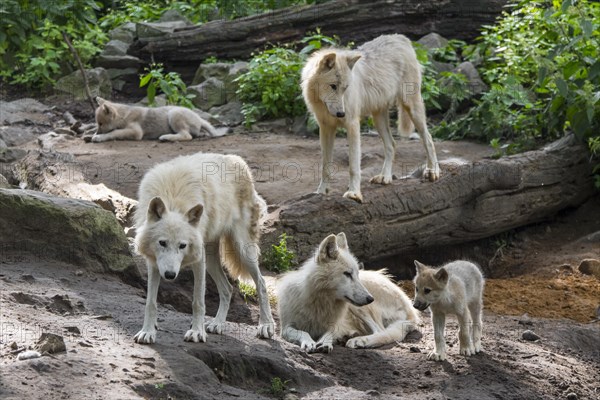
[260,135,595,266]
[130,0,509,76]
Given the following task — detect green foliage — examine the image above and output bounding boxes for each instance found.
[236,47,306,126]
[268,377,290,397]
[262,233,296,273]
[236,30,340,126]
[139,63,195,108]
[0,0,107,88]
[589,137,600,188]
[434,0,600,154]
[238,281,257,303]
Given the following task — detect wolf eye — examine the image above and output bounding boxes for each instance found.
[330,84,337,91]
[159,240,167,247]
[179,243,187,249]
[424,288,431,294]
[343,271,352,279]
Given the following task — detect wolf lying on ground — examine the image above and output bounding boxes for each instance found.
[91,97,223,142]
[278,232,419,353]
[301,34,441,203]
[413,260,485,361]
[133,152,275,344]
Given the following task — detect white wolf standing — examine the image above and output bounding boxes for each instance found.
[412,260,484,361]
[92,97,222,142]
[301,34,441,203]
[133,152,275,344]
[277,232,419,353]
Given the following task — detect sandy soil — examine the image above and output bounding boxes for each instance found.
[1,95,599,399]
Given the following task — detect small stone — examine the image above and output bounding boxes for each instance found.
[522,330,540,341]
[283,394,299,400]
[409,346,421,353]
[75,270,84,277]
[392,370,400,376]
[36,333,66,354]
[366,390,380,396]
[424,370,432,376]
[10,341,18,350]
[518,313,533,326]
[578,259,600,278]
[566,393,578,400]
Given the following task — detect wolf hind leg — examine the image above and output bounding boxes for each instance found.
[158,130,193,142]
[369,110,395,185]
[346,319,415,349]
[469,300,483,353]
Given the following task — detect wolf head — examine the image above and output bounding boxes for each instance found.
[95,97,121,133]
[136,197,204,281]
[412,260,449,311]
[307,51,361,119]
[314,232,374,306]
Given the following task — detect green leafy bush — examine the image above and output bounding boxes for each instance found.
[262,233,296,273]
[0,0,107,88]
[434,0,600,151]
[139,63,195,108]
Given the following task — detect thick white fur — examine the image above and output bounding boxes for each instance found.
[133,152,274,344]
[413,260,485,361]
[278,233,419,353]
[92,97,221,142]
[301,34,441,203]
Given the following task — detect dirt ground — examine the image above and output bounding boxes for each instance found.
[1,95,599,399]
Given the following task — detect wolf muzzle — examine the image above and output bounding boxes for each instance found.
[413,300,429,311]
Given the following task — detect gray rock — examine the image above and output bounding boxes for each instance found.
[522,330,540,341]
[137,94,168,107]
[106,68,139,80]
[192,62,232,85]
[0,188,135,272]
[159,9,193,25]
[566,393,578,400]
[209,101,243,126]
[0,99,52,125]
[453,61,488,96]
[0,126,36,146]
[55,68,112,100]
[36,333,66,354]
[0,147,27,163]
[417,33,448,50]
[0,174,10,188]
[96,54,144,69]
[136,21,188,39]
[109,22,136,44]
[431,60,455,73]
[101,40,130,57]
[188,77,227,110]
[0,138,6,149]
[225,61,249,95]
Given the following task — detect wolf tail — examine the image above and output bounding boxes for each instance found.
[397,105,414,138]
[219,190,267,281]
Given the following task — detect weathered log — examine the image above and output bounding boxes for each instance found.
[261,135,595,266]
[130,0,509,78]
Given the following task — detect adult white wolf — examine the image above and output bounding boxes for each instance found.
[277,232,419,353]
[133,152,275,344]
[301,34,441,203]
[91,97,223,142]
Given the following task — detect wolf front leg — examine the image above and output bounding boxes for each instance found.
[315,330,336,353]
[282,326,317,352]
[184,259,207,343]
[134,262,161,344]
[428,311,447,361]
[316,124,337,195]
[91,125,144,142]
[343,120,363,203]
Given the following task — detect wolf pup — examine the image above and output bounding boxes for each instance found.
[92,97,222,142]
[301,34,440,203]
[133,152,275,344]
[413,260,484,361]
[278,232,419,353]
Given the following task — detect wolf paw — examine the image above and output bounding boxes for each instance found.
[184,328,207,343]
[205,320,225,335]
[460,346,476,356]
[369,174,392,185]
[91,134,107,143]
[427,351,446,361]
[423,166,441,182]
[300,339,317,353]
[345,336,371,349]
[315,184,329,195]
[134,328,156,344]
[257,322,275,339]
[316,341,333,354]
[343,190,363,203]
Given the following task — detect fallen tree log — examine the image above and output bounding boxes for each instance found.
[261,135,596,266]
[130,0,509,74]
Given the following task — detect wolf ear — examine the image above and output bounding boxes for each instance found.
[101,103,113,115]
[347,53,361,70]
[319,53,336,70]
[435,268,449,284]
[318,234,339,262]
[148,197,166,222]
[96,97,106,106]
[414,260,427,273]
[336,232,348,250]
[186,203,204,226]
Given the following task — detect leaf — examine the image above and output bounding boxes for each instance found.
[139,73,152,88]
[581,19,593,38]
[555,78,568,97]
